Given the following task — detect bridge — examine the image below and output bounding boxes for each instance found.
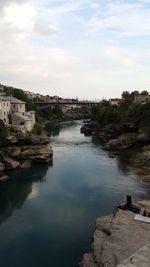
[36,101,99,109]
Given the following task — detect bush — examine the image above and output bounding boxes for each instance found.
[92,101,120,126]
[32,123,43,135]
[91,95,150,130]
[0,120,8,139]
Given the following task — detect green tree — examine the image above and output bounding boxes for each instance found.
[32,123,43,135]
[141,90,149,96]
[121,91,131,100]
[91,100,120,125]
[0,120,8,139]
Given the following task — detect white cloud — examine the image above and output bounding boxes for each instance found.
[86,2,150,36]
[34,19,57,36]
[3,3,36,31]
[91,2,100,9]
[28,184,39,200]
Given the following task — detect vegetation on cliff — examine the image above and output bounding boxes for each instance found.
[0,120,8,140]
[91,90,150,129]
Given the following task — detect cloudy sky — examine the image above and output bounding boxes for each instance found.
[0,0,150,99]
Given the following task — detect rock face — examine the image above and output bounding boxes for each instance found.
[20,161,31,169]
[0,174,9,181]
[0,138,53,181]
[81,122,150,150]
[135,146,150,167]
[79,207,150,267]
[7,143,53,164]
[105,133,138,150]
[3,157,20,170]
[0,163,5,173]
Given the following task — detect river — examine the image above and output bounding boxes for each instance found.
[0,120,148,267]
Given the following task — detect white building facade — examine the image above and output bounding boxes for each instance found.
[0,97,11,124]
[0,96,36,132]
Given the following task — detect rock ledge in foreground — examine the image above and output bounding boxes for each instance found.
[79,205,150,267]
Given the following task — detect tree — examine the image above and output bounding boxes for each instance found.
[131,90,139,98]
[121,91,131,100]
[32,123,43,135]
[0,120,8,139]
[141,90,149,96]
[91,101,120,125]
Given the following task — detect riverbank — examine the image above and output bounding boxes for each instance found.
[0,136,53,181]
[79,200,150,267]
[0,118,90,182]
[81,121,150,184]
[81,121,150,149]
[80,121,150,266]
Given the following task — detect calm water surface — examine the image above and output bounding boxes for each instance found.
[0,120,148,267]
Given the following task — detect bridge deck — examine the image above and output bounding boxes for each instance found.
[36,101,99,109]
[37,102,98,105]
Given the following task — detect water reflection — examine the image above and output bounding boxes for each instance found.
[92,135,142,177]
[45,121,77,137]
[0,165,49,225]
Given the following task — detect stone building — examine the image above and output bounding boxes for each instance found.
[6,96,26,113]
[12,111,35,133]
[0,96,11,124]
[0,95,35,132]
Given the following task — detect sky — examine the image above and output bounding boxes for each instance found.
[0,0,150,99]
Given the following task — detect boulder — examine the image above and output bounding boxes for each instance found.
[20,161,31,169]
[105,133,138,150]
[0,174,9,181]
[6,143,53,164]
[3,157,20,170]
[0,162,5,173]
[134,148,150,167]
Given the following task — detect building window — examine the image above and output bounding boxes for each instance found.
[4,102,5,106]
[20,104,22,108]
[7,103,9,106]
[4,111,5,116]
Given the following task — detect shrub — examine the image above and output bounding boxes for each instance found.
[32,123,43,135]
[0,120,8,139]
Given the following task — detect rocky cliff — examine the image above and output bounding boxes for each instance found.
[0,138,53,181]
[79,203,150,267]
[81,122,150,149]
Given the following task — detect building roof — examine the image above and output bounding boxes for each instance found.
[110,98,122,101]
[13,113,31,121]
[0,96,25,104]
[0,96,10,102]
[109,98,124,104]
[25,111,35,114]
[6,96,25,104]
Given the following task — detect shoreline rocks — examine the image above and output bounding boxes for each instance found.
[3,157,20,170]
[81,121,150,149]
[80,119,150,267]
[0,137,53,181]
[81,121,150,184]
